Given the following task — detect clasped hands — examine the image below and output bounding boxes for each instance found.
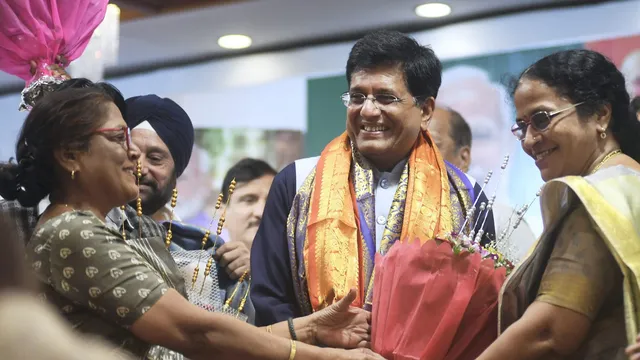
[308,288,383,359]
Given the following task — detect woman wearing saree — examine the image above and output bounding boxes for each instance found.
[477,50,640,359]
[0,82,382,360]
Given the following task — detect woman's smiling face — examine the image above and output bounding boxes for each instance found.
[515,78,601,181]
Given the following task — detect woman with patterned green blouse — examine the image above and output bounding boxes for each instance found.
[0,80,382,360]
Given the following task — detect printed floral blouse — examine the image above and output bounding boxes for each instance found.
[26,210,181,358]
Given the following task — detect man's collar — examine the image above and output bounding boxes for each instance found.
[372,157,408,177]
[105,206,135,232]
[351,144,408,176]
[152,205,182,223]
[356,152,408,178]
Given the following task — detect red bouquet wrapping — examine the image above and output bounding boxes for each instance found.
[371,239,508,360]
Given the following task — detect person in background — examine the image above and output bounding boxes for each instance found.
[0,81,382,360]
[631,96,640,122]
[124,97,254,324]
[428,107,472,172]
[213,158,275,280]
[0,198,38,246]
[220,158,276,250]
[429,106,537,260]
[250,30,496,327]
[124,95,194,223]
[125,95,249,253]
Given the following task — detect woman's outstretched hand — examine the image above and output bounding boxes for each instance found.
[312,288,372,349]
[626,334,640,359]
[29,55,71,79]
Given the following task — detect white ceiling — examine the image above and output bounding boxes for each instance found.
[0,0,610,93]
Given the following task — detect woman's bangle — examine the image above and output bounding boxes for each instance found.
[287,317,297,340]
[266,325,273,333]
[288,340,297,360]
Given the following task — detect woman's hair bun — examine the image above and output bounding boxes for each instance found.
[0,162,21,201]
[0,156,48,207]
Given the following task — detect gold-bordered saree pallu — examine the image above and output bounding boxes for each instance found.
[286,131,453,314]
[499,166,640,345]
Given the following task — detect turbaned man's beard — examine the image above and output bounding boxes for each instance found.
[129,174,177,216]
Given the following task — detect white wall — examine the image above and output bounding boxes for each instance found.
[0,94,24,160]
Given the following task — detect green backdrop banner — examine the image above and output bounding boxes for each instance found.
[306,75,348,156]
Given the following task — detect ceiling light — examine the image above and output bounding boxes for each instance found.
[415,3,452,18]
[218,34,252,49]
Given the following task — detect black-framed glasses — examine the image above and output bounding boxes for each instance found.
[511,102,584,140]
[341,92,408,109]
[94,126,132,150]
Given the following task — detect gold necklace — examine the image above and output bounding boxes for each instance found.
[590,149,622,174]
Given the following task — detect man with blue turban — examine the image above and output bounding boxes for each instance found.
[125,94,254,322]
[124,94,251,275]
[124,95,195,221]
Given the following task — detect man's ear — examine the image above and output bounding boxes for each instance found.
[420,97,436,132]
[458,146,471,173]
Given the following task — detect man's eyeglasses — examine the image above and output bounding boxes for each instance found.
[341,92,411,110]
[511,102,584,140]
[94,126,132,150]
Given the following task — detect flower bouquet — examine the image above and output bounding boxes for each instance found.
[371,234,514,360]
[0,0,108,110]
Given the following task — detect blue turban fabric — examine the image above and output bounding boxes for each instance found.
[124,95,194,177]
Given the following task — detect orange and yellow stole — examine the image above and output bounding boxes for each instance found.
[303,131,453,310]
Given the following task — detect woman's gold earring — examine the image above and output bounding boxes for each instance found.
[600,132,607,139]
[71,170,75,180]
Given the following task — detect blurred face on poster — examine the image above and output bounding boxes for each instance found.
[175,145,212,220]
[437,66,514,180]
[272,130,303,170]
[622,50,640,98]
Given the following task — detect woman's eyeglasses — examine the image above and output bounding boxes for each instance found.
[93,126,132,150]
[511,102,584,140]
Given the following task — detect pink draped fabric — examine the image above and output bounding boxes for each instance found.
[0,0,108,83]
